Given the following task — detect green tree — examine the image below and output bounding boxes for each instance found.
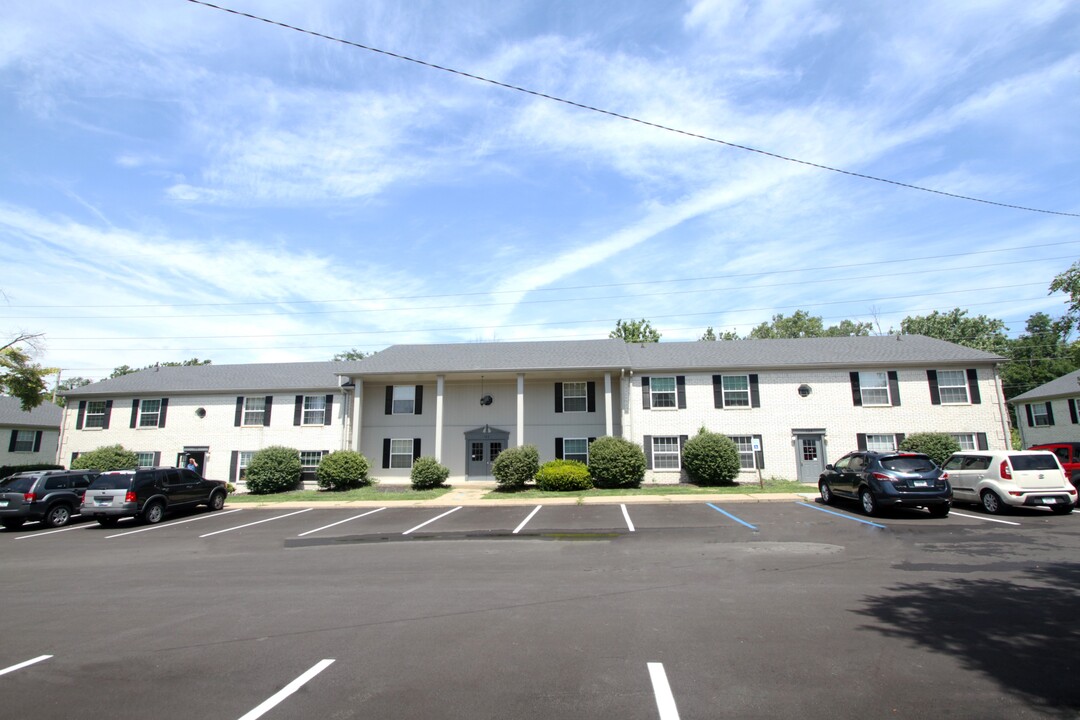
[110,358,212,378]
[898,308,1009,353]
[898,433,961,467]
[700,327,716,341]
[110,365,137,378]
[1,334,57,411]
[1050,260,1080,331]
[332,348,368,361]
[52,376,92,407]
[70,444,139,471]
[610,319,661,343]
[747,310,872,339]
[1000,312,1078,402]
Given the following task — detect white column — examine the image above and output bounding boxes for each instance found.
[604,372,613,437]
[435,375,445,461]
[352,379,364,453]
[517,373,525,446]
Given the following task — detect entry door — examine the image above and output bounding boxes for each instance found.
[467,440,504,478]
[795,435,825,483]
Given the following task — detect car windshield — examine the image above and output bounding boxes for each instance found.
[0,476,36,493]
[1009,455,1059,471]
[880,456,936,473]
[88,474,133,490]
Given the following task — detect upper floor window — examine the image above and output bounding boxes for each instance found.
[650,377,677,409]
[243,397,266,426]
[1031,403,1052,427]
[722,375,750,407]
[138,399,162,427]
[562,382,587,413]
[10,430,36,453]
[393,386,415,414]
[937,370,969,404]
[85,401,107,428]
[859,372,891,406]
[303,395,326,425]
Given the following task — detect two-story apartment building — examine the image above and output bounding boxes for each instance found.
[60,335,1009,484]
[1,395,62,469]
[1010,369,1080,447]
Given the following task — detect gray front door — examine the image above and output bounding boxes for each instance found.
[464,427,510,479]
[795,434,826,483]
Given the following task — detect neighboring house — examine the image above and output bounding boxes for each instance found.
[0,395,62,469]
[1010,369,1080,447]
[60,335,1010,484]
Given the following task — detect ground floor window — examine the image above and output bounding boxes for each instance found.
[238,451,255,480]
[951,433,976,451]
[300,450,325,470]
[865,434,898,452]
[135,452,155,467]
[390,439,414,469]
[652,436,681,470]
[564,438,588,464]
[729,436,756,469]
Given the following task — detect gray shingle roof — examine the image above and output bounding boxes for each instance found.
[0,396,62,428]
[349,339,629,375]
[62,361,360,397]
[1009,370,1080,403]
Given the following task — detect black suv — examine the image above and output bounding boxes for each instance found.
[81,467,227,526]
[818,451,951,517]
[0,470,100,530]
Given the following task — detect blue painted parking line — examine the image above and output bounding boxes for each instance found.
[796,502,887,529]
[706,503,758,530]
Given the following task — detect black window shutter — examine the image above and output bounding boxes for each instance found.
[70,452,80,465]
[1026,404,1034,427]
[554,383,563,413]
[712,375,723,409]
[229,451,238,482]
[977,433,989,451]
[888,371,901,406]
[895,433,905,448]
[234,397,244,427]
[414,386,423,415]
[642,378,651,409]
[1046,402,1056,426]
[749,374,760,408]
[33,430,43,453]
[382,439,391,469]
[102,400,113,429]
[753,434,764,469]
[588,437,596,444]
[325,394,334,425]
[643,435,653,469]
[927,370,940,405]
[856,433,868,451]
[1071,399,1079,425]
[152,451,161,465]
[676,376,686,409]
[850,373,862,406]
[587,382,596,413]
[413,438,422,460]
[385,387,394,415]
[130,399,140,428]
[7,430,16,452]
[555,437,563,459]
[966,369,981,404]
[294,395,304,426]
[263,396,273,426]
[158,398,168,428]
[77,400,86,429]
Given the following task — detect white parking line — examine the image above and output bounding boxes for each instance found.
[106,509,244,538]
[513,505,542,534]
[237,658,335,720]
[200,508,313,538]
[621,504,636,532]
[298,507,387,537]
[0,655,52,677]
[402,506,462,535]
[647,662,681,720]
[949,511,1021,526]
[16,523,94,540]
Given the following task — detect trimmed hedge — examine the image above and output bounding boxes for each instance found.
[410,456,450,489]
[588,436,646,489]
[682,428,741,486]
[245,445,302,494]
[492,445,539,489]
[898,433,961,467]
[70,445,139,472]
[535,459,593,491]
[316,451,371,490]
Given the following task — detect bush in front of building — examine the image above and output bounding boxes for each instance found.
[682,428,741,486]
[587,436,646,489]
[492,445,539,490]
[410,456,450,490]
[70,445,139,472]
[535,459,593,491]
[898,433,961,467]
[316,450,371,490]
[245,445,302,494]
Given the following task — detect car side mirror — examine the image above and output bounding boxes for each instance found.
[825,464,834,471]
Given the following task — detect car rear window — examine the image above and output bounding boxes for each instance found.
[880,455,936,473]
[1009,454,1059,471]
[89,474,134,490]
[0,477,36,493]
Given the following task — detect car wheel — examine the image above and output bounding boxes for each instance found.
[1051,504,1074,515]
[981,490,1006,515]
[142,502,165,524]
[859,488,879,516]
[96,518,118,527]
[927,504,950,518]
[819,481,834,505]
[207,490,225,511]
[43,504,72,528]
[2,517,26,530]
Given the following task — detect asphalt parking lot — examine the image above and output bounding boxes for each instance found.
[2,500,1078,719]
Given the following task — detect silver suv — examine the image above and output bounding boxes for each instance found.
[943,450,1077,514]
[0,470,99,530]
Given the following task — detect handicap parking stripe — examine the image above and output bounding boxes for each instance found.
[795,502,887,529]
[706,503,758,530]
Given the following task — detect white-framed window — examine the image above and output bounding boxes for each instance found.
[1032,404,1051,427]
[138,399,161,427]
[85,401,107,428]
[390,438,414,468]
[239,451,255,480]
[859,372,890,406]
[652,436,681,470]
[300,450,325,469]
[865,434,898,452]
[951,433,977,451]
[303,395,326,425]
[243,397,266,426]
[392,386,416,415]
[722,375,750,408]
[11,430,35,453]
[135,452,155,467]
[564,438,589,464]
[937,370,969,404]
[650,377,677,409]
[729,435,756,469]
[562,382,587,413]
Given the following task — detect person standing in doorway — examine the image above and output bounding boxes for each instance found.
[187,457,198,473]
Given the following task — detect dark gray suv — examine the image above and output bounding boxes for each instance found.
[0,470,100,530]
[818,451,952,517]
[81,467,227,526]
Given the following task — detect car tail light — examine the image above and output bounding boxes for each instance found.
[1000,460,1012,480]
[125,491,137,503]
[940,472,949,480]
[23,492,35,503]
[872,472,893,481]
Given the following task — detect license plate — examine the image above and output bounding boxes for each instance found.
[1041,497,1058,504]
[0,500,7,507]
[95,497,112,504]
[913,480,928,487]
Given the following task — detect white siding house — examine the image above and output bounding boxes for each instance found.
[0,396,62,469]
[1010,369,1080,447]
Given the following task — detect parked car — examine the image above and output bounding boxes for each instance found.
[1027,442,1080,489]
[943,450,1077,514]
[0,469,100,530]
[818,451,951,517]
[81,467,227,526]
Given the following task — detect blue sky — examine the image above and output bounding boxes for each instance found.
[2,0,1078,382]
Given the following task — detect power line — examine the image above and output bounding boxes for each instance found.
[185,0,1080,219]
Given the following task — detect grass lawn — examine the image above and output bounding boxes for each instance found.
[225,485,453,503]
[482,478,813,500]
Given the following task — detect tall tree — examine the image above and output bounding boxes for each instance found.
[1050,260,1080,331]
[332,348,368,361]
[747,310,872,339]
[52,376,92,407]
[898,308,1009,353]
[1,333,57,411]
[610,319,661,343]
[1000,312,1078,401]
[111,358,212,378]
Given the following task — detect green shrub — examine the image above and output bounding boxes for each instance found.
[682,428,741,486]
[492,445,539,489]
[898,432,961,467]
[70,445,139,472]
[316,450,371,490]
[410,456,450,489]
[535,460,593,491]
[245,445,302,494]
[588,436,646,489]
